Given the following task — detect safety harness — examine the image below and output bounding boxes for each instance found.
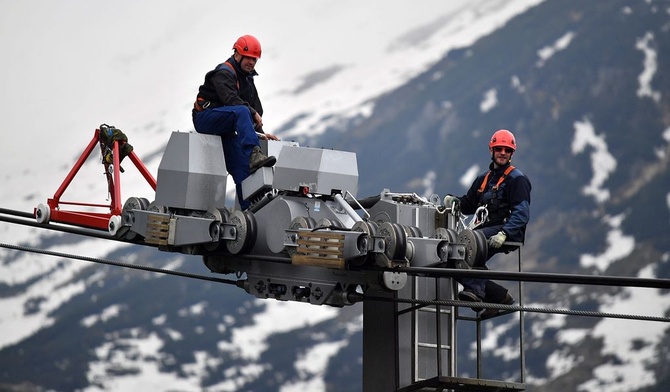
[193,60,239,112]
[477,165,515,195]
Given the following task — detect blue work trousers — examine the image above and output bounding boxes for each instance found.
[193,105,259,210]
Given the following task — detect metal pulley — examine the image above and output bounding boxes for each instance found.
[350,220,379,267]
[457,229,488,269]
[435,227,459,263]
[286,216,317,257]
[35,203,51,224]
[226,210,257,254]
[202,207,228,251]
[375,221,409,268]
[115,196,150,239]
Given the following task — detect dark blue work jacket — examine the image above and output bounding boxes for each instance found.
[459,162,531,243]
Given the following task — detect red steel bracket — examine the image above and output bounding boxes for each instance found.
[35,128,157,231]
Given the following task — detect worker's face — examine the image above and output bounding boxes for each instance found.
[492,146,514,166]
[239,56,258,73]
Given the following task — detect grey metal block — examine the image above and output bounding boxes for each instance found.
[155,132,228,211]
[242,166,274,201]
[260,139,300,157]
[241,140,299,201]
[272,146,358,197]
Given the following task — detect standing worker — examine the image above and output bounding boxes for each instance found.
[192,34,279,210]
[444,129,532,317]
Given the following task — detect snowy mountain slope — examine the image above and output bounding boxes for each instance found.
[1,0,669,391]
[0,1,553,391]
[306,0,670,390]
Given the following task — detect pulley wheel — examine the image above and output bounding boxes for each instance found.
[350,221,378,267]
[202,207,224,251]
[138,197,150,210]
[435,228,458,243]
[286,216,315,257]
[35,203,51,223]
[457,229,478,269]
[473,229,488,267]
[107,215,122,236]
[121,197,147,240]
[123,197,146,213]
[147,201,168,214]
[316,218,333,229]
[226,210,257,254]
[402,225,423,238]
[353,220,378,235]
[375,222,407,268]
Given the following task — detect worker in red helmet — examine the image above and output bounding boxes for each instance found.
[443,129,532,317]
[192,34,279,210]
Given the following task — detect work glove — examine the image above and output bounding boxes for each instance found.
[488,231,507,248]
[443,195,460,211]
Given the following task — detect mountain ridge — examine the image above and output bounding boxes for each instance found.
[0,0,669,391]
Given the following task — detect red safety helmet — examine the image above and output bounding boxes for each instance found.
[233,35,262,59]
[489,129,516,152]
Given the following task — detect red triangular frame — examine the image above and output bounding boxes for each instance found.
[35,128,157,231]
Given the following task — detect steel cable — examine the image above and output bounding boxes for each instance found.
[364,295,670,323]
[0,241,240,286]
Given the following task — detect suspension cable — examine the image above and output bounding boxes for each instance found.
[0,242,242,287]
[2,208,668,323]
[364,295,670,323]
[395,266,670,289]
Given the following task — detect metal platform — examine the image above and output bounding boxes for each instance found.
[396,376,525,392]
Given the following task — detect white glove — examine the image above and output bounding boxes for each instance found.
[488,231,507,248]
[443,195,460,211]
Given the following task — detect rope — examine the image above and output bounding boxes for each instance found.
[364,295,670,323]
[0,242,241,286]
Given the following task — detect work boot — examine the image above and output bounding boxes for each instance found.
[458,289,484,312]
[481,291,515,319]
[249,146,276,173]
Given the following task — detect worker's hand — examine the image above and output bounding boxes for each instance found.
[253,112,263,130]
[257,133,280,141]
[443,195,460,211]
[488,231,507,248]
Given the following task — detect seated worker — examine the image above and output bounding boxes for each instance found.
[444,129,532,317]
[192,34,280,210]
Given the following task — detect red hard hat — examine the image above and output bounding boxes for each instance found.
[233,35,261,59]
[489,129,516,152]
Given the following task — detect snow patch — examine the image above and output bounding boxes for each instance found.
[81,304,125,327]
[635,32,661,103]
[536,31,575,67]
[510,75,526,93]
[480,88,498,113]
[86,330,200,392]
[217,301,339,361]
[281,340,349,392]
[478,318,520,361]
[579,214,635,271]
[571,117,616,203]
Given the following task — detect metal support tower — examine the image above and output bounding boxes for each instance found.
[363,247,526,392]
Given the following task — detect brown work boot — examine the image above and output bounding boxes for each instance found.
[481,291,515,319]
[249,146,276,173]
[458,289,484,312]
